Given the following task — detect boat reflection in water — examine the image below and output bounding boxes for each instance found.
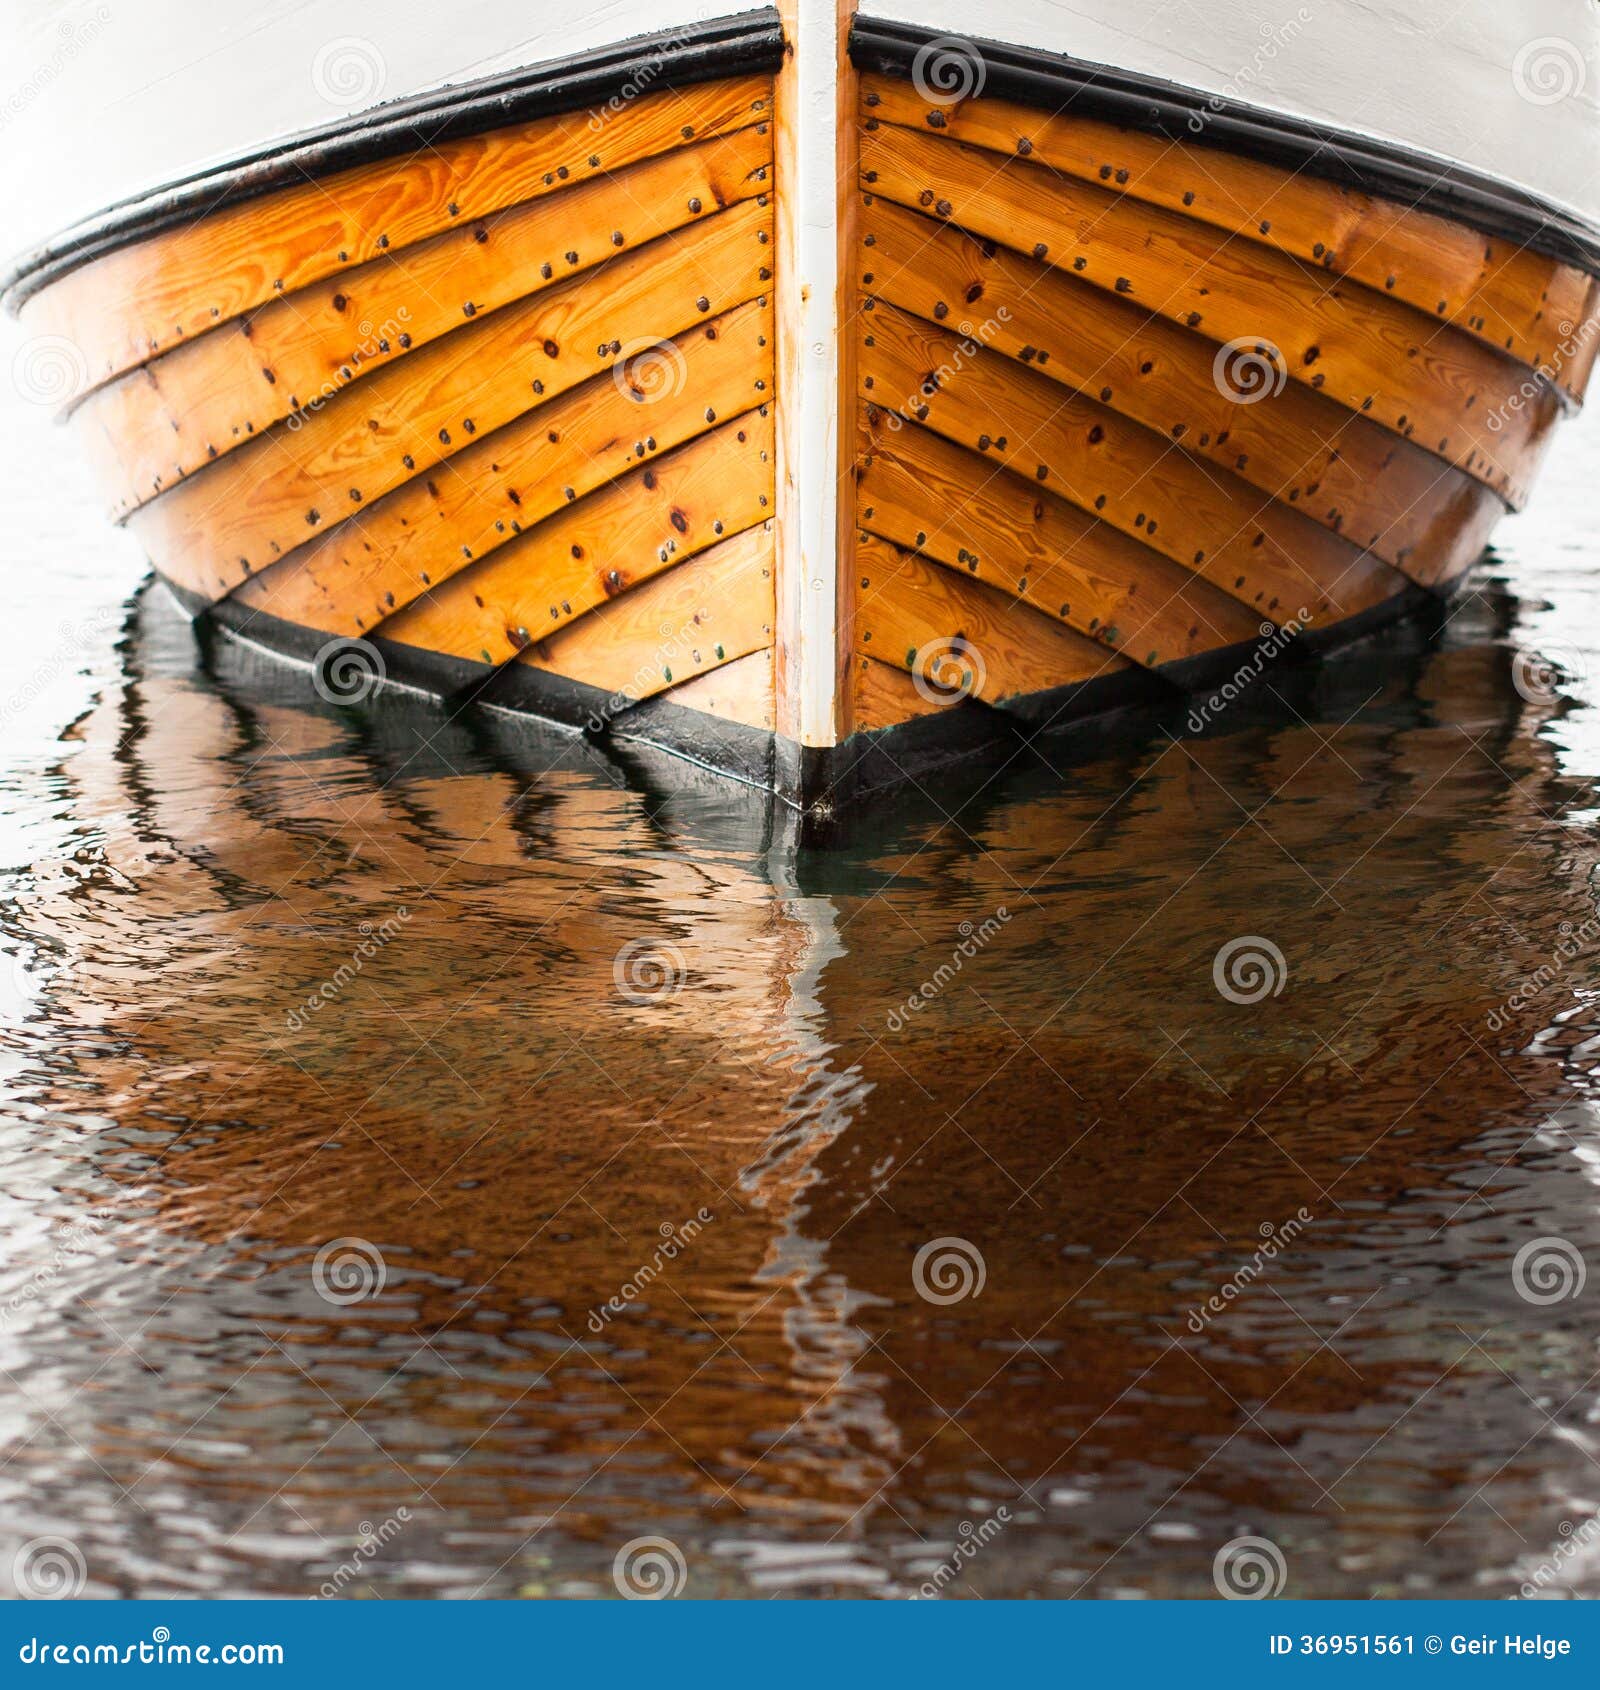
[4,571,1600,1599]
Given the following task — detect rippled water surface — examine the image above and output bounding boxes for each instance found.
[3,379,1600,1600]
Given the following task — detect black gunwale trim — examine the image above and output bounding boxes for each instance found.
[849,16,1600,280]
[1,9,784,313]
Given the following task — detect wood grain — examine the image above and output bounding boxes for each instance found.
[853,531,1134,705]
[524,524,775,702]
[376,409,774,665]
[861,198,1518,564]
[859,123,1559,496]
[860,74,1600,401]
[853,653,951,731]
[658,647,776,732]
[861,301,1412,606]
[77,128,774,516]
[131,199,774,601]
[857,407,1264,667]
[234,300,773,633]
[24,77,775,394]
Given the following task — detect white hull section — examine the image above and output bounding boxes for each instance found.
[6,1,1597,264]
[1,0,771,258]
[870,0,1600,225]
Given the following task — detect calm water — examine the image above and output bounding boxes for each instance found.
[2,370,1600,1601]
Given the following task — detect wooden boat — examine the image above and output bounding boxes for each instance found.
[6,0,1598,817]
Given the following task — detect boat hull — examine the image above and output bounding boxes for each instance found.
[6,4,1598,813]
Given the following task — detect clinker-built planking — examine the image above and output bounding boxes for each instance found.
[5,1,1598,817]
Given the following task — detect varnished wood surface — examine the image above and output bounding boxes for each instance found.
[24,77,774,396]
[861,302,1412,607]
[860,74,1600,402]
[657,647,776,732]
[377,411,774,665]
[77,129,773,517]
[234,301,773,635]
[862,199,1513,560]
[844,84,1599,741]
[854,532,1132,706]
[131,200,774,602]
[524,524,775,702]
[858,406,1265,668]
[852,652,950,731]
[859,122,1558,499]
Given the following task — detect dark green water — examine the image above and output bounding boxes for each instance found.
[2,398,1599,1600]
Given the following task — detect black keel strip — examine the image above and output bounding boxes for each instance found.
[166,569,1443,823]
[2,9,785,312]
[849,15,1600,280]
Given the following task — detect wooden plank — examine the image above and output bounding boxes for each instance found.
[861,301,1413,605]
[23,76,775,392]
[376,409,774,664]
[658,647,776,732]
[853,653,950,731]
[858,123,1560,496]
[234,300,773,632]
[76,128,774,517]
[860,74,1600,402]
[856,407,1265,667]
[853,532,1134,705]
[860,198,1522,571]
[129,199,774,601]
[524,525,775,702]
